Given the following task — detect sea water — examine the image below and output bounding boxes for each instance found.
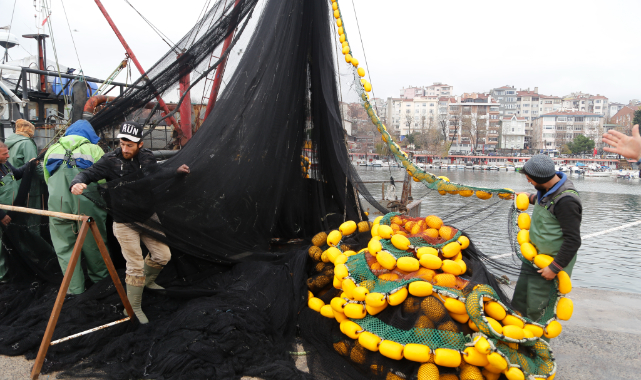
[356,166,641,294]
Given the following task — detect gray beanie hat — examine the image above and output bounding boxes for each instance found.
[522,155,556,184]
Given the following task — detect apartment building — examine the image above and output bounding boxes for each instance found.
[532,111,604,151]
[446,93,500,153]
[399,83,454,99]
[562,93,609,116]
[608,102,625,119]
[610,104,640,131]
[489,85,518,117]
[387,95,441,136]
[500,115,526,150]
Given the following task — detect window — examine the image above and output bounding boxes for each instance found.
[406,110,410,114]
[523,110,529,114]
[567,117,573,121]
[506,97,516,102]
[506,91,515,95]
[523,103,530,107]
[595,106,601,109]
[557,117,566,121]
[422,103,426,107]
[596,100,601,103]
[545,100,552,104]
[512,128,515,132]
[490,114,498,119]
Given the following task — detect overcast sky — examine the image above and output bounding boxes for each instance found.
[2,0,640,104]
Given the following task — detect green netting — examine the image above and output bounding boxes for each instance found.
[353,315,471,350]
[495,341,555,377]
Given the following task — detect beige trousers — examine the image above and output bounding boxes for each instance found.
[113,217,171,286]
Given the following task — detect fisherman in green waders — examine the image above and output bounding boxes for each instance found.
[513,154,582,321]
[43,120,109,295]
[0,142,36,282]
[5,119,45,209]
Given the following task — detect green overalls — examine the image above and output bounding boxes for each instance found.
[0,165,19,281]
[512,183,579,322]
[46,142,109,294]
[6,133,45,209]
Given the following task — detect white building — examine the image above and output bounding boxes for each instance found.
[533,111,604,151]
[387,96,440,136]
[500,115,526,149]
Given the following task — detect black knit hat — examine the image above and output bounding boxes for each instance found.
[522,155,556,184]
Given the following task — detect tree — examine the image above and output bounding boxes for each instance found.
[567,134,595,154]
[634,109,641,127]
[375,142,391,156]
[560,144,572,155]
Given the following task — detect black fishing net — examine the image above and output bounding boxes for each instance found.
[0,0,568,378]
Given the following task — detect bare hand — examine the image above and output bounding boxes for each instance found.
[177,164,190,174]
[1,215,11,226]
[71,183,87,195]
[602,124,641,160]
[538,266,557,280]
[29,158,39,164]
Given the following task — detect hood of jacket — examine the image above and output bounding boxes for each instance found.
[65,120,100,144]
[5,133,31,149]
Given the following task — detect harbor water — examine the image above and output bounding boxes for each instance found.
[356,166,641,294]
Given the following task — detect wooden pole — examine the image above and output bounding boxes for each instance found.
[0,204,86,221]
[88,221,134,318]
[31,219,91,380]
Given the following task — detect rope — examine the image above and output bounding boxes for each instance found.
[123,0,182,54]
[42,0,69,106]
[1,0,18,65]
[60,0,84,74]
[349,0,377,114]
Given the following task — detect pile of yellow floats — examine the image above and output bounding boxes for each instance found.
[306,208,571,380]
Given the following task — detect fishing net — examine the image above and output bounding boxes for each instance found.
[0,0,576,378]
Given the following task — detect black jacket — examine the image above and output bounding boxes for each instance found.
[70,148,164,187]
[0,162,28,219]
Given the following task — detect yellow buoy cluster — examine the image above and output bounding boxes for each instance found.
[514,194,574,338]
[300,155,311,178]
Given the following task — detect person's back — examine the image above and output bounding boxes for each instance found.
[44,120,109,295]
[6,119,44,209]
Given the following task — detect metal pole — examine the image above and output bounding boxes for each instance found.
[178,54,192,143]
[93,0,180,132]
[21,69,29,121]
[203,0,242,120]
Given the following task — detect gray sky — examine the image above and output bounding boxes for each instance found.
[2,0,640,104]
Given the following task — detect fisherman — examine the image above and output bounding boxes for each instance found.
[70,121,190,324]
[6,119,46,213]
[0,142,36,282]
[512,154,582,321]
[43,120,110,295]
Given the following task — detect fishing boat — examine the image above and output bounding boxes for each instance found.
[583,170,611,177]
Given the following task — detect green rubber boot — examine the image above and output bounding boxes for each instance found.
[144,263,165,290]
[125,284,149,324]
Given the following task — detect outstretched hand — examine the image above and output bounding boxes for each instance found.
[602,124,641,160]
[71,183,87,195]
[177,164,190,174]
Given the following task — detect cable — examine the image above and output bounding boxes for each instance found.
[349,0,377,114]
[42,0,69,106]
[123,0,182,54]
[60,0,83,74]
[1,0,18,65]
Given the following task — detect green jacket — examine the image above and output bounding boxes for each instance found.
[6,133,45,200]
[43,135,105,184]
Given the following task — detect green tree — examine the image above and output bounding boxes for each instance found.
[375,142,391,156]
[560,144,572,155]
[567,135,595,154]
[633,109,641,127]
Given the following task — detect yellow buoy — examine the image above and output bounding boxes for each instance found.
[334,264,348,280]
[442,260,463,275]
[379,340,404,360]
[516,229,530,245]
[434,348,461,367]
[376,251,397,270]
[463,346,489,367]
[474,336,491,355]
[417,363,439,379]
[330,297,347,313]
[391,234,411,250]
[365,292,386,307]
[486,317,503,334]
[425,215,443,230]
[483,368,502,379]
[351,58,359,67]
[357,67,365,77]
[517,213,531,230]
[343,303,366,319]
[338,27,344,36]
[339,320,362,339]
[333,10,340,19]
[342,278,356,298]
[408,281,433,297]
[419,254,442,270]
[459,189,474,197]
[333,276,342,289]
[534,254,555,269]
[457,235,470,249]
[441,242,461,258]
[378,225,393,239]
[368,239,382,255]
[388,287,408,306]
[502,325,525,340]
[544,320,562,339]
[341,45,350,55]
[363,80,372,92]
[339,220,357,235]
[522,328,534,339]
[308,297,325,312]
[449,312,469,324]
[373,216,383,225]
[443,298,466,315]
[557,297,574,320]
[334,254,348,265]
[352,286,369,302]
[502,314,525,329]
[320,304,335,318]
[397,257,420,272]
[336,18,342,27]
[334,310,348,323]
[339,34,346,43]
[326,247,342,263]
[487,352,508,371]
[358,331,381,352]
[516,193,530,211]
[327,230,342,246]
[371,224,380,237]
[404,343,431,362]
[523,324,544,338]
[468,319,479,332]
[484,301,507,320]
[365,303,387,315]
[520,242,537,261]
[416,246,439,259]
[557,270,572,294]
[455,259,467,274]
[504,367,525,380]
[344,53,351,63]
[332,2,338,10]
[476,190,493,200]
